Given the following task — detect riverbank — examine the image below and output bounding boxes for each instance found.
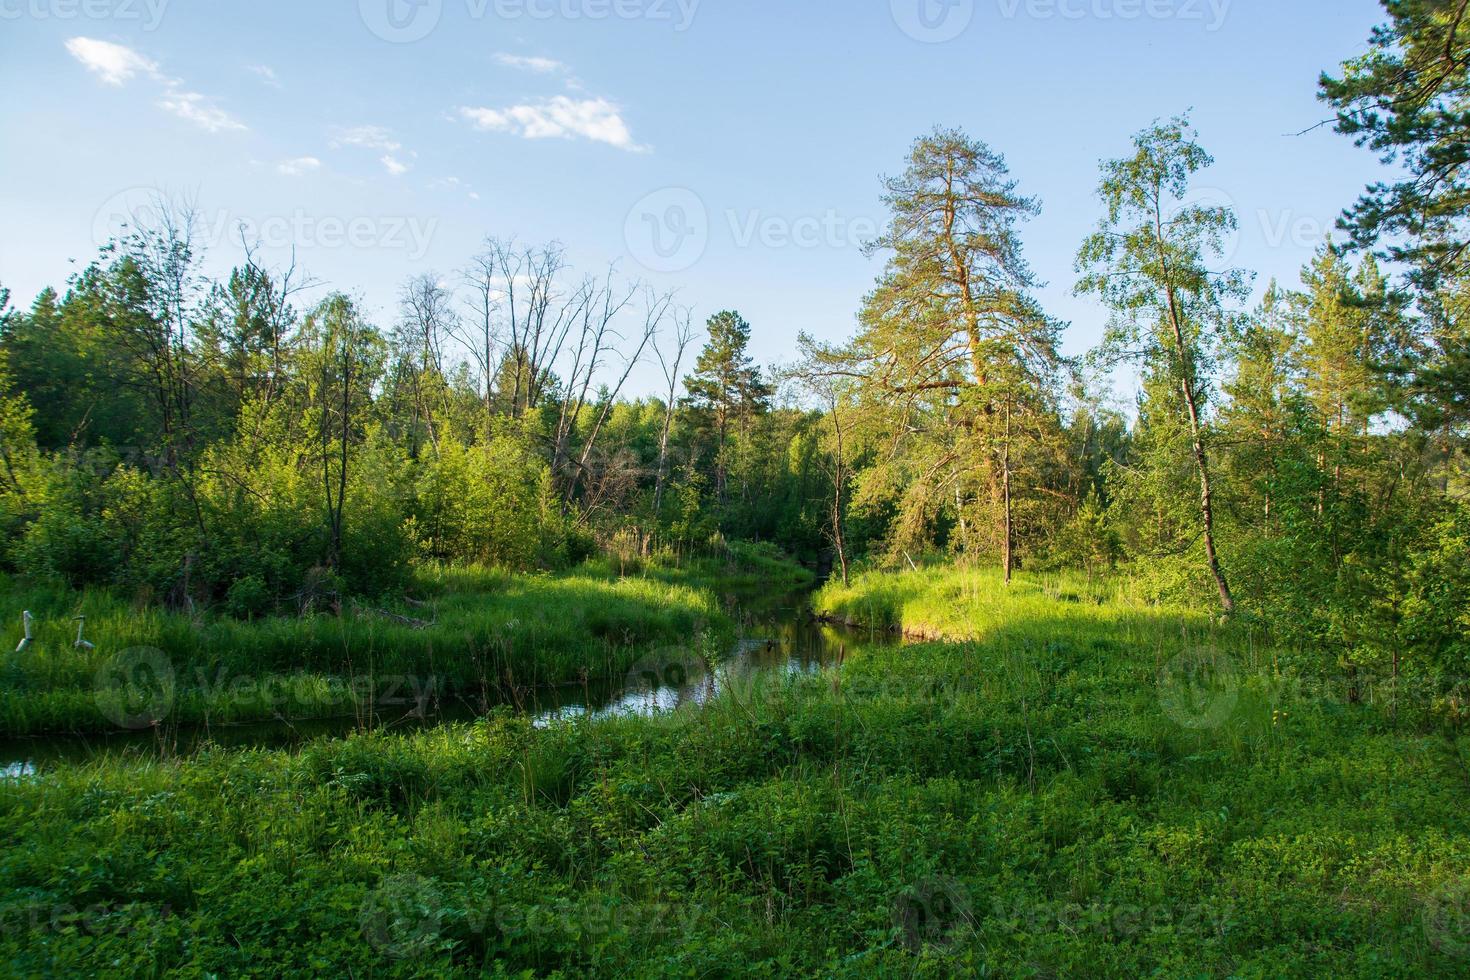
[2,565,1468,975]
[0,545,811,738]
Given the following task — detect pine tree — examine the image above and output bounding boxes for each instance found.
[1321,0,1470,289]
[1301,248,1388,449]
[1219,280,1308,531]
[683,310,771,502]
[824,128,1063,581]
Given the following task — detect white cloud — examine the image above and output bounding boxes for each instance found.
[67,37,246,134]
[330,125,402,152]
[277,156,322,176]
[65,37,159,86]
[494,53,567,74]
[458,97,643,152]
[330,126,415,178]
[249,64,282,88]
[158,90,248,133]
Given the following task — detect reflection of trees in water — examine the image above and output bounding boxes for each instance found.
[5,590,907,772]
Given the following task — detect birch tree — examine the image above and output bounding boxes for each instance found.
[1076,117,1248,614]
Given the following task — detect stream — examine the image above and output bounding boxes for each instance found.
[0,585,902,777]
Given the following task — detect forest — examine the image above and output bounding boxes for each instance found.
[1,1,1468,976]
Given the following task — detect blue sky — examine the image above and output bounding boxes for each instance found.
[1,0,1390,401]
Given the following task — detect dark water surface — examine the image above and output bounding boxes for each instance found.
[0,586,902,776]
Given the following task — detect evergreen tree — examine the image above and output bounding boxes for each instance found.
[820,128,1064,579]
[1321,0,1470,289]
[1219,280,1308,532]
[682,310,771,502]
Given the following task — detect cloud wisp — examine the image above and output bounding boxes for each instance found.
[65,37,158,86]
[249,64,283,89]
[276,157,323,177]
[493,53,568,74]
[329,126,415,176]
[65,37,247,133]
[458,97,644,152]
[329,125,403,153]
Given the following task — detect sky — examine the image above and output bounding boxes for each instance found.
[0,0,1393,402]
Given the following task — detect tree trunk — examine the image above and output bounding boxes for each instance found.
[1180,375,1233,614]
[1154,202,1234,616]
[654,408,673,517]
[830,402,850,587]
[1002,401,1014,586]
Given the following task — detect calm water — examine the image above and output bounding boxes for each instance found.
[0,585,901,775]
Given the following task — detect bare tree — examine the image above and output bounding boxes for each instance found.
[653,306,696,518]
[478,238,589,417]
[563,288,671,514]
[457,251,503,418]
[396,273,457,456]
[552,269,638,489]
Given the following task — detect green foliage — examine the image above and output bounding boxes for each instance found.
[413,434,557,569]
[1398,504,1470,682]
[0,561,729,736]
[1042,490,1120,573]
[5,571,1469,975]
[3,24,1470,974]
[1321,0,1470,289]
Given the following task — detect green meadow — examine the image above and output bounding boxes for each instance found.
[3,567,1468,976]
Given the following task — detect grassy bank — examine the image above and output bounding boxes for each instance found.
[0,547,809,736]
[813,565,1139,640]
[2,567,1468,975]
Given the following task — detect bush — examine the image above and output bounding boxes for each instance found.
[1042,491,1120,573]
[1399,503,1470,681]
[414,435,558,571]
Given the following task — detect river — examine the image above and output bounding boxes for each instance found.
[0,585,902,777]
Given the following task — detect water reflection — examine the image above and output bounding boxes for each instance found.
[0,586,904,773]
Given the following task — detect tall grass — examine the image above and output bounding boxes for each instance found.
[814,565,1151,639]
[0,563,727,735]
